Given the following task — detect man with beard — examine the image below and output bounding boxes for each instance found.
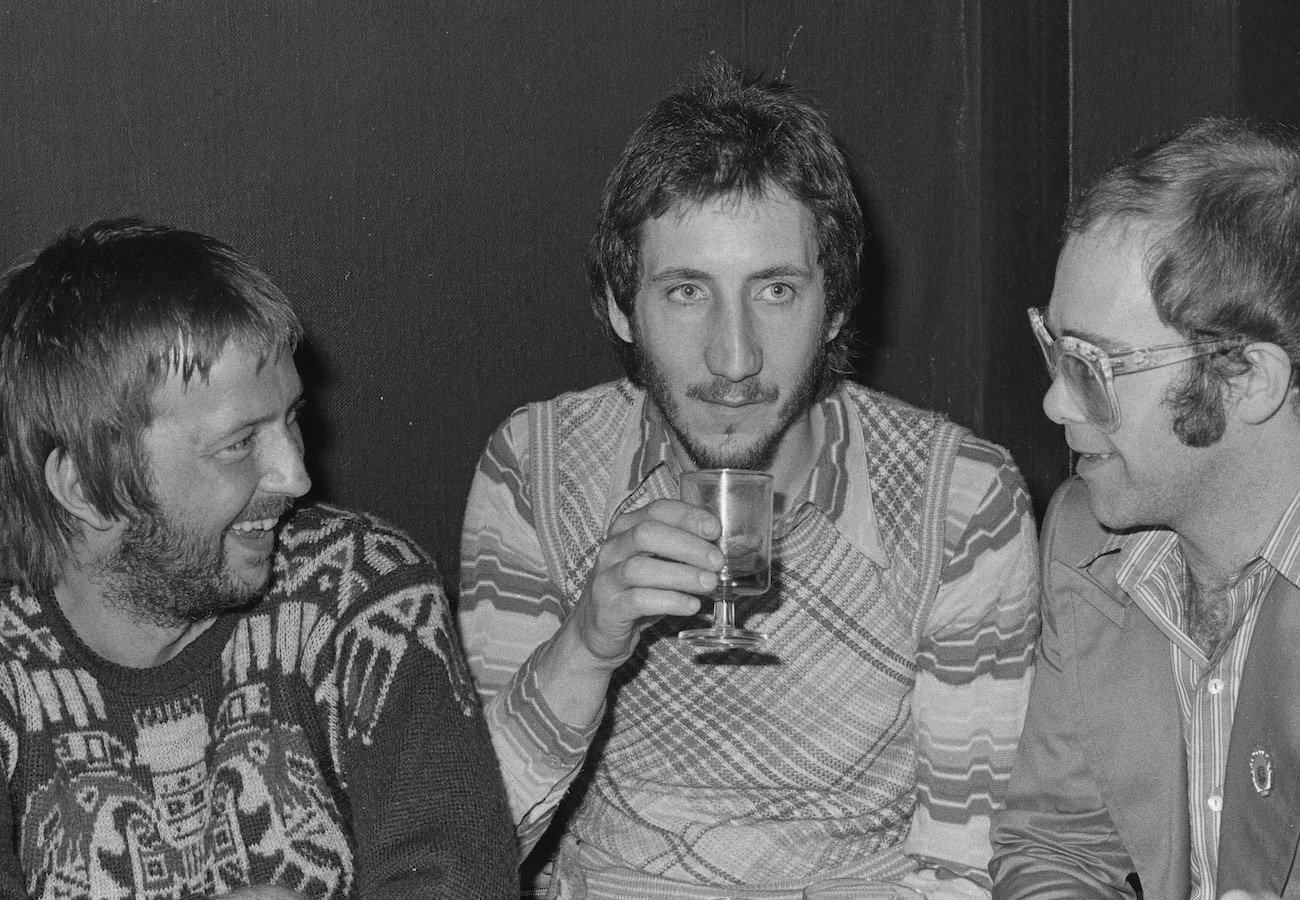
[991,120,1300,900]
[460,64,1040,899]
[0,219,517,899]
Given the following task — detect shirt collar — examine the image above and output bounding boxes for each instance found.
[603,385,887,566]
[1081,486,1300,594]
[1257,486,1300,590]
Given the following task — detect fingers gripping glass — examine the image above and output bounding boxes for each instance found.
[1028,307,1243,432]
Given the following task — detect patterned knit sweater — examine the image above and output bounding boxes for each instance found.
[0,503,517,900]
[460,381,1040,898]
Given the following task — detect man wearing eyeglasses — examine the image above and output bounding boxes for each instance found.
[990,118,1300,900]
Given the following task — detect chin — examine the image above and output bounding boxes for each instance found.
[220,546,275,599]
[687,435,777,471]
[1081,484,1142,533]
[228,560,273,594]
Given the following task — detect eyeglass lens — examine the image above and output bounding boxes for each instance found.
[1056,351,1117,427]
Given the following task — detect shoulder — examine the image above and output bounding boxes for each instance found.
[839,382,972,470]
[840,381,951,431]
[0,581,55,665]
[271,503,442,614]
[840,382,1026,501]
[950,432,1030,505]
[277,502,432,567]
[483,379,637,461]
[1041,476,1110,564]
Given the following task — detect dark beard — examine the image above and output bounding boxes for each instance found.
[100,509,267,628]
[635,342,827,471]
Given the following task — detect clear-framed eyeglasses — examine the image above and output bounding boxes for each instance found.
[1028,306,1244,433]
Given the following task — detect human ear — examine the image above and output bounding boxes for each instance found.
[44,448,114,532]
[606,288,634,344]
[825,306,848,343]
[1232,342,1295,426]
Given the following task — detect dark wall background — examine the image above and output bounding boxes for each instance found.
[2,2,1297,583]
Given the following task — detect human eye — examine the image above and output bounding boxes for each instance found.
[666,282,707,304]
[756,282,796,304]
[216,432,256,460]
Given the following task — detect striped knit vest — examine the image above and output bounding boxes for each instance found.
[528,381,965,888]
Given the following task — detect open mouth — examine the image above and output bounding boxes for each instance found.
[1073,450,1117,470]
[229,517,279,535]
[226,516,283,552]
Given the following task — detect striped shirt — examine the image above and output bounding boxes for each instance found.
[1080,488,1300,899]
[460,381,1039,898]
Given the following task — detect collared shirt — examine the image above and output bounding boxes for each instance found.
[460,380,1040,897]
[1078,489,1300,899]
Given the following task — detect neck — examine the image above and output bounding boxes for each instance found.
[1175,431,1300,585]
[54,557,215,668]
[764,408,820,502]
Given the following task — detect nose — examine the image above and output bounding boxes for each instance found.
[260,422,312,499]
[1042,375,1087,426]
[705,300,762,382]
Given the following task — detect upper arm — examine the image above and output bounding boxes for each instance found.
[906,439,1040,887]
[332,560,518,899]
[456,412,598,854]
[459,412,567,699]
[0,714,26,899]
[987,483,1136,899]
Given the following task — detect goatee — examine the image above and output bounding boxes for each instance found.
[635,342,826,471]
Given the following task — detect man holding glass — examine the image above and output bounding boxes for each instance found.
[990,119,1300,900]
[461,62,1039,899]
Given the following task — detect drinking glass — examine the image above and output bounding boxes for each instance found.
[677,468,773,650]
[802,879,927,899]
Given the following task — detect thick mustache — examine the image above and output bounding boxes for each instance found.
[686,379,778,404]
[236,498,295,523]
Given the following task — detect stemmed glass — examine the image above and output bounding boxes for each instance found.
[676,468,773,650]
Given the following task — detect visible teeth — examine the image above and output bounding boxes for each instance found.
[230,518,277,534]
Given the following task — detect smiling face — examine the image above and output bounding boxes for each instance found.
[1043,225,1235,532]
[99,342,311,626]
[609,187,843,479]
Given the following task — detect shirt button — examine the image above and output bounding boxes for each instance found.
[1208,793,1223,812]
[1208,678,1225,695]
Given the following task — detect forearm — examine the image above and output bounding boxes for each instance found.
[461,542,611,847]
[482,635,607,852]
[899,868,990,900]
[336,571,518,898]
[990,837,1135,899]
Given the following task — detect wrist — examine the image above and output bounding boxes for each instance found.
[528,617,626,729]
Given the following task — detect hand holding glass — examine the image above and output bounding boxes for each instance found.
[677,469,773,650]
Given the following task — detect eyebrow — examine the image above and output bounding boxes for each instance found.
[215,391,306,440]
[751,264,814,282]
[1046,313,1131,354]
[645,264,815,285]
[645,267,711,285]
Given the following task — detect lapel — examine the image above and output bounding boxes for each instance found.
[1044,479,1190,898]
[1057,556,1190,898]
[1217,572,1300,896]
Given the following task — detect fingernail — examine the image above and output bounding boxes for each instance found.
[699,570,717,589]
